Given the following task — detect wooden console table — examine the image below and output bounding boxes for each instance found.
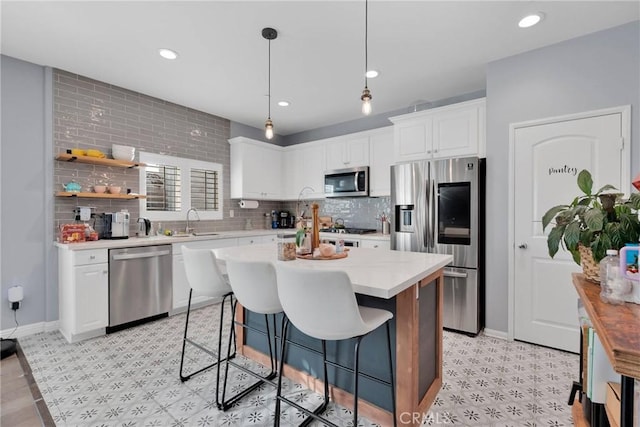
[572,273,639,427]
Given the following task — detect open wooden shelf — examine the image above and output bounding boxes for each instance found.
[55,192,146,199]
[55,153,145,168]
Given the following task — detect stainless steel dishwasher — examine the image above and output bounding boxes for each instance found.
[108,245,172,332]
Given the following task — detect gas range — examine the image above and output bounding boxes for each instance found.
[319,227,377,235]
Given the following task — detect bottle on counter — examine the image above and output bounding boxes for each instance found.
[599,249,630,304]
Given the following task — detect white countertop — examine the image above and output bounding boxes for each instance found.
[53,229,281,250]
[213,244,451,299]
[54,229,391,250]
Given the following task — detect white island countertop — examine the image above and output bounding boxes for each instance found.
[214,244,451,299]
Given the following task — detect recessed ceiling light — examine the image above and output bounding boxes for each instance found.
[365,70,379,78]
[278,101,290,107]
[158,48,179,60]
[518,13,544,28]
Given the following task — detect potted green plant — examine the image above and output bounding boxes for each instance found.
[542,169,640,280]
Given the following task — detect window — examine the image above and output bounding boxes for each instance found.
[139,152,223,221]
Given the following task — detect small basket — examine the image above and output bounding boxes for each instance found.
[578,244,600,283]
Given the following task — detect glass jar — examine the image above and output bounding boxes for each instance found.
[277,233,296,261]
[599,249,631,304]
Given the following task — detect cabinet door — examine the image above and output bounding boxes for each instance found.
[294,144,326,199]
[345,136,370,167]
[172,254,190,310]
[326,137,370,170]
[369,129,394,196]
[230,139,283,200]
[260,145,283,199]
[282,149,299,200]
[431,105,479,158]
[394,121,433,162]
[74,263,108,333]
[325,139,346,171]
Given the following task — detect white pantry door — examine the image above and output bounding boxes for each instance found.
[513,109,629,352]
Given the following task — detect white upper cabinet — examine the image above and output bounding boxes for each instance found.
[325,136,370,170]
[229,137,284,200]
[368,127,394,197]
[284,142,326,200]
[390,98,486,163]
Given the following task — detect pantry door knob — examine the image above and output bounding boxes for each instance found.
[518,243,528,249]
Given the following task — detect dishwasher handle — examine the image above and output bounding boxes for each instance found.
[111,250,171,261]
[444,269,468,279]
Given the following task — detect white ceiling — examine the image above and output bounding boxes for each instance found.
[2,1,638,136]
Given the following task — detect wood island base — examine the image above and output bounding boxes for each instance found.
[235,269,444,427]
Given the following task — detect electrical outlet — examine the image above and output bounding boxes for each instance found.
[229,209,234,218]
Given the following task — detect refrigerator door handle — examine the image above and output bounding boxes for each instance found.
[428,178,436,249]
[444,269,468,279]
[424,176,433,250]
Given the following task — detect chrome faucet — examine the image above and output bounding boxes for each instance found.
[186,207,200,234]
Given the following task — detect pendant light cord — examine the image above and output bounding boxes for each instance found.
[268,38,272,120]
[364,0,368,89]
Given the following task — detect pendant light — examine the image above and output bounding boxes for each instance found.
[360,0,372,115]
[262,27,277,139]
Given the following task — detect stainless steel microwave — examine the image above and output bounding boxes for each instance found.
[324,166,369,198]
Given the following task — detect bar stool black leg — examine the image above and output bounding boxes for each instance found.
[180,290,234,383]
[274,318,290,427]
[218,299,277,411]
[353,336,364,427]
[179,289,194,382]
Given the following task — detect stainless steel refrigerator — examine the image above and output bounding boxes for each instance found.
[391,157,485,335]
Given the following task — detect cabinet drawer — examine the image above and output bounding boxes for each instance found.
[360,239,391,250]
[73,249,108,266]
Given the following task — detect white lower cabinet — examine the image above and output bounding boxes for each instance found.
[75,264,109,331]
[360,239,391,250]
[58,248,109,343]
[172,238,238,313]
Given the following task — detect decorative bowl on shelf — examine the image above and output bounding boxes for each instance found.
[93,185,107,193]
[108,186,121,194]
[112,144,135,161]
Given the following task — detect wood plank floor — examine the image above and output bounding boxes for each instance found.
[1,341,54,427]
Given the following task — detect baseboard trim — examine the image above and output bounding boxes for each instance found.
[1,320,59,339]
[482,328,509,340]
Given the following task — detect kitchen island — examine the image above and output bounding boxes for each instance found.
[213,244,452,426]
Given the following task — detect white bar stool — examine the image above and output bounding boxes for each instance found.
[220,259,283,410]
[179,247,235,410]
[275,264,397,427]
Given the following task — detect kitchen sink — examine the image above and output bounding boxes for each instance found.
[170,233,193,237]
[192,232,218,236]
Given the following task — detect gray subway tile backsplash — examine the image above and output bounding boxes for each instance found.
[53,69,391,237]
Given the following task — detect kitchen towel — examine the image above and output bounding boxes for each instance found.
[239,200,259,209]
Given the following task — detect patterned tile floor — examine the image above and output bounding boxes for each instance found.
[19,303,579,426]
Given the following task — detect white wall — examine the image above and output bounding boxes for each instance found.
[485,21,640,332]
[1,55,55,330]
